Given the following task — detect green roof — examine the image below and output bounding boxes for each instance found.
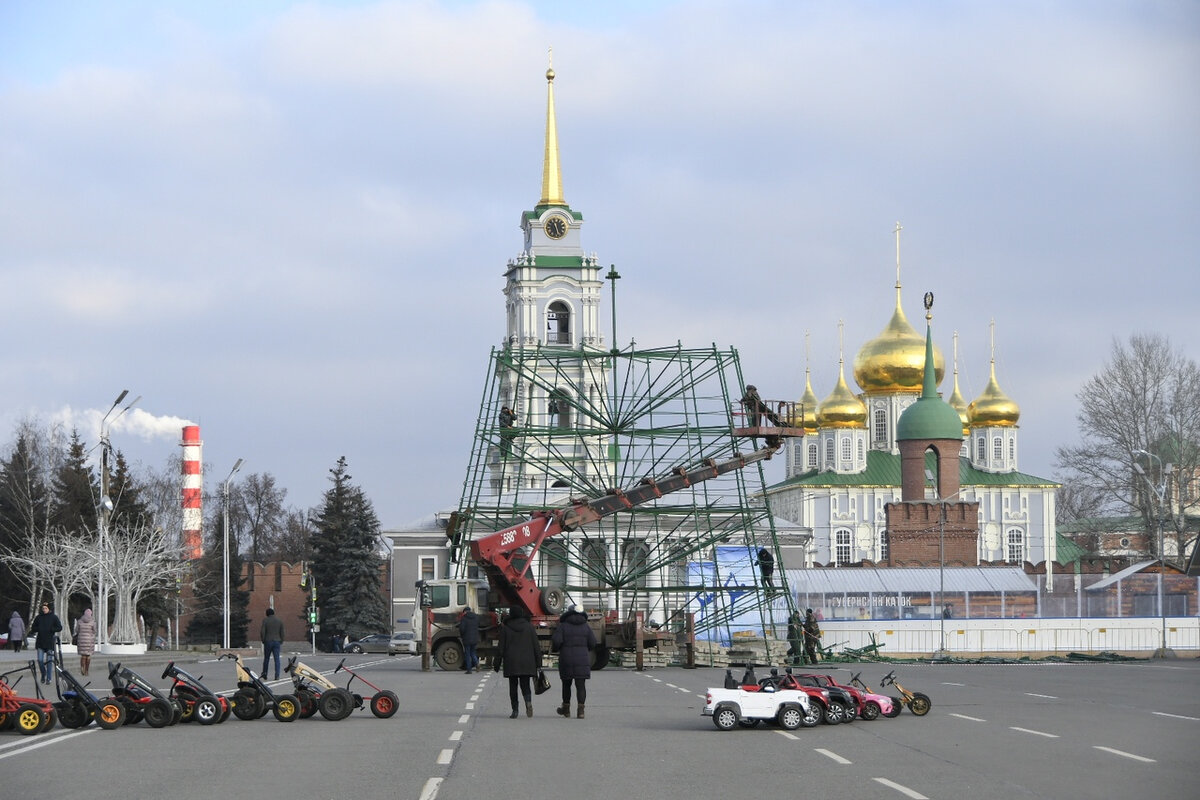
[896,396,964,441]
[1054,532,1088,564]
[531,256,590,268]
[769,449,1060,490]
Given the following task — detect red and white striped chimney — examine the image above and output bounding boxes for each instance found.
[181,425,203,559]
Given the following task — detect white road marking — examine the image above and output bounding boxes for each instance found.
[470,694,479,701]
[1010,726,1059,738]
[815,748,852,765]
[1152,711,1200,721]
[774,731,800,740]
[458,714,470,724]
[436,749,454,765]
[418,778,443,800]
[449,730,463,741]
[942,681,965,686]
[1025,692,1058,699]
[652,678,663,682]
[665,683,678,689]
[873,777,929,799]
[0,729,94,759]
[465,702,475,710]
[1094,746,1156,763]
[949,712,987,722]
[677,686,690,693]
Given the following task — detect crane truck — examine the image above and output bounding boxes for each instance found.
[413,426,789,672]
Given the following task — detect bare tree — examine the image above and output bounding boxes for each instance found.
[1055,334,1200,563]
[1,526,94,642]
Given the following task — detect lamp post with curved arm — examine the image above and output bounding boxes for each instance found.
[97,390,139,650]
[1133,449,1173,657]
[222,458,244,650]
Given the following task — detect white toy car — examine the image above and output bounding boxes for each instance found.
[703,685,820,731]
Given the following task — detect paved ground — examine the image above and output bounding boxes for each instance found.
[2,651,1197,800]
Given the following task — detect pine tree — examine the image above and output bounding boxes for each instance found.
[0,434,49,612]
[309,457,388,639]
[50,430,98,535]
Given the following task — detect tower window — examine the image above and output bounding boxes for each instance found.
[807,442,818,470]
[835,529,853,565]
[976,436,985,460]
[546,301,571,345]
[1008,437,1015,462]
[840,437,851,463]
[1005,529,1024,564]
[857,439,865,462]
[992,437,1003,461]
[873,409,887,444]
[879,529,889,562]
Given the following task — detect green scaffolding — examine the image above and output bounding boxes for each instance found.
[448,341,799,662]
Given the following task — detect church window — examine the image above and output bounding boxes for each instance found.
[834,529,853,565]
[546,301,571,345]
[581,540,607,585]
[873,409,888,444]
[992,437,1003,461]
[622,540,650,588]
[857,439,865,462]
[1008,437,1015,462]
[1005,529,1024,564]
[976,436,985,460]
[807,443,818,470]
[840,437,851,463]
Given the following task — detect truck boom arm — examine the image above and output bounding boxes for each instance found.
[469,442,780,616]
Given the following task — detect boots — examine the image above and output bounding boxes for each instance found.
[576,704,585,719]
[556,704,570,717]
[525,701,533,718]
[509,704,518,719]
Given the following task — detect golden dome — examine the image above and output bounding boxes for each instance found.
[853,285,945,393]
[948,372,970,436]
[968,362,1020,427]
[818,363,867,429]
[790,372,820,432]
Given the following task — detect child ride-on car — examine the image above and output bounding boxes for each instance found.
[703,671,818,731]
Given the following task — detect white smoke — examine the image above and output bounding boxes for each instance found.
[46,405,196,444]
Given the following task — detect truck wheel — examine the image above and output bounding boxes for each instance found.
[712,703,740,731]
[434,640,464,672]
[540,586,566,615]
[590,645,610,670]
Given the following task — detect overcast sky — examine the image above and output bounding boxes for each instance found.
[2,1,1197,528]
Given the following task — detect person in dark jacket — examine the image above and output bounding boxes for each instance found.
[260,608,285,680]
[8,611,25,653]
[29,602,62,684]
[458,607,480,674]
[551,605,596,719]
[494,606,540,718]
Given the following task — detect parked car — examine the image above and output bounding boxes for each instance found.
[388,631,416,656]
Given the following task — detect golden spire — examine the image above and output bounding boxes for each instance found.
[968,320,1021,427]
[793,330,820,431]
[539,48,566,207]
[947,331,970,435]
[819,321,867,429]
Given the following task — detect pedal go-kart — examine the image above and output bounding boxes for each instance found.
[334,658,399,719]
[284,655,356,720]
[162,661,230,724]
[107,661,182,727]
[704,667,818,731]
[879,670,931,716]
[52,643,126,730]
[0,661,57,735]
[847,672,898,720]
[220,653,299,722]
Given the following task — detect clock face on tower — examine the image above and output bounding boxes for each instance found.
[543,215,568,239]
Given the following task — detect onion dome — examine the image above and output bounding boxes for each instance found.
[818,361,867,429]
[853,284,945,393]
[791,371,820,433]
[897,312,963,442]
[948,372,970,436]
[968,362,1020,427]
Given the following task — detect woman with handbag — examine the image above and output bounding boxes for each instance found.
[494,606,541,719]
[551,605,596,719]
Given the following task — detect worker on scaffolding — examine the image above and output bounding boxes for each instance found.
[756,547,775,589]
[741,385,782,428]
[802,608,822,665]
[499,405,516,458]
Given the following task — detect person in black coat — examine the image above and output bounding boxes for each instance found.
[458,607,480,674]
[29,602,62,684]
[551,606,596,719]
[494,606,541,718]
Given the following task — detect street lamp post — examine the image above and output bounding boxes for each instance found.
[97,390,139,650]
[1133,450,1173,657]
[222,458,245,650]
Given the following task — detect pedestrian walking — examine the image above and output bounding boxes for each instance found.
[29,602,62,684]
[74,608,97,676]
[786,611,803,665]
[802,608,822,665]
[551,605,596,719]
[260,607,285,680]
[7,611,25,653]
[458,606,480,674]
[494,606,540,719]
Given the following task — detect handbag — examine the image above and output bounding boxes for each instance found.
[534,669,552,695]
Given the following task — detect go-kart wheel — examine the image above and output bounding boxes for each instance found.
[712,704,740,731]
[56,699,91,729]
[0,712,11,731]
[118,697,140,725]
[232,689,263,720]
[800,703,822,727]
[143,698,173,728]
[861,700,881,721]
[777,703,804,731]
[370,690,399,719]
[824,700,846,724]
[169,699,183,725]
[15,704,45,735]
[38,706,56,733]
[296,689,318,718]
[193,695,221,725]
[273,694,300,722]
[218,699,231,723]
[884,697,903,718]
[319,687,354,721]
[96,699,127,730]
[909,692,932,716]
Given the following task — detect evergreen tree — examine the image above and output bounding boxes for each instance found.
[0,434,49,612]
[109,450,150,532]
[50,430,98,535]
[309,457,388,639]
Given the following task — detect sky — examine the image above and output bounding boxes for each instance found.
[1,0,1197,529]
